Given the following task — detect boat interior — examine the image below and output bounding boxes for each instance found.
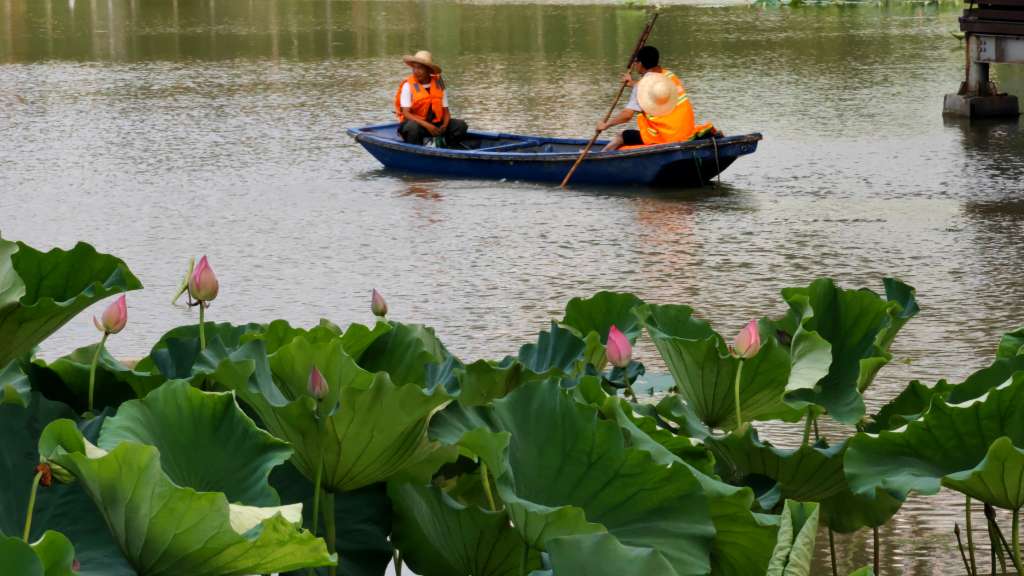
[355,123,597,153]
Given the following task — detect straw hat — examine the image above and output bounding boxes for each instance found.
[402,50,441,74]
[637,73,680,117]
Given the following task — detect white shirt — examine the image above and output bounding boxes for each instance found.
[626,71,656,112]
[399,81,449,109]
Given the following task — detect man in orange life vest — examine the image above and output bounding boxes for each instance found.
[597,46,714,151]
[394,50,468,147]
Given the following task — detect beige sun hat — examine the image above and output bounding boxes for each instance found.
[402,50,441,74]
[636,72,681,117]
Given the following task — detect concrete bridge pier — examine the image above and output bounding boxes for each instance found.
[944,34,1021,117]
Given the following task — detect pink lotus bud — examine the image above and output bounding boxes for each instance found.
[371,289,388,317]
[93,294,127,335]
[734,320,761,359]
[606,325,632,368]
[188,255,219,302]
[308,366,328,400]
[72,559,80,573]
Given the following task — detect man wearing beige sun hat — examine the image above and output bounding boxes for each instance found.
[597,46,717,151]
[392,50,468,147]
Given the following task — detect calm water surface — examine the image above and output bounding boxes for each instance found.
[3,1,1024,574]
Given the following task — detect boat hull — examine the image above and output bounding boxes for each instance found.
[348,123,761,187]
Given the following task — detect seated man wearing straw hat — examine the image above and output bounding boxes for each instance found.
[597,46,715,151]
[393,50,468,147]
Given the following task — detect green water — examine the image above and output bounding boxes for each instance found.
[3,1,1024,574]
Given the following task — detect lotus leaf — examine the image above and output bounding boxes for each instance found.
[593,390,777,575]
[389,481,541,576]
[221,335,451,492]
[29,344,163,413]
[777,278,918,424]
[639,304,815,431]
[0,394,134,575]
[357,321,456,387]
[134,321,267,386]
[766,500,819,576]
[0,531,77,576]
[431,380,716,576]
[998,327,1024,359]
[706,425,847,502]
[846,373,1024,509]
[562,291,644,343]
[0,238,143,368]
[98,380,292,506]
[1,360,31,406]
[38,419,334,576]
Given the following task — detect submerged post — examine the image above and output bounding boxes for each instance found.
[944,1,1022,117]
[946,0,1019,117]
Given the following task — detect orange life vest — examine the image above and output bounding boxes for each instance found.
[394,74,446,124]
[636,70,696,145]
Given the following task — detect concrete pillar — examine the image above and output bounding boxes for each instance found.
[944,33,1020,117]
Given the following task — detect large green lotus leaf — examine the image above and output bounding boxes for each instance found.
[707,425,847,502]
[941,437,1024,510]
[545,532,676,575]
[640,304,810,431]
[97,380,291,506]
[0,394,137,575]
[505,321,587,378]
[39,420,334,576]
[818,484,903,534]
[456,360,525,407]
[29,344,164,413]
[846,373,1024,509]
[357,321,454,386]
[863,379,954,433]
[0,531,77,576]
[221,335,451,492]
[1,359,31,406]
[243,318,343,354]
[595,390,777,576]
[480,381,715,576]
[562,291,645,344]
[135,322,267,384]
[946,350,1024,403]
[998,327,1024,358]
[389,481,541,576]
[0,238,143,368]
[271,462,394,576]
[778,278,918,424]
[766,500,819,576]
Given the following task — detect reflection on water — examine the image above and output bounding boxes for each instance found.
[3,1,1024,574]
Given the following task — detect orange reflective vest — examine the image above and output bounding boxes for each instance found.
[394,74,446,124]
[636,70,696,145]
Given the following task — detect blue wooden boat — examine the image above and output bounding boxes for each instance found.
[348,123,762,187]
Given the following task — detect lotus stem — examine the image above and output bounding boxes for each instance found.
[1013,508,1022,574]
[88,332,109,414]
[733,359,744,428]
[323,489,337,576]
[873,526,880,575]
[828,527,838,576]
[198,303,207,351]
[394,550,402,576]
[956,523,973,576]
[311,453,324,536]
[967,496,979,576]
[481,463,498,512]
[22,470,43,542]
[801,408,814,447]
[986,504,1012,575]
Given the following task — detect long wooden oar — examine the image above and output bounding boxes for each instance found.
[560,11,659,188]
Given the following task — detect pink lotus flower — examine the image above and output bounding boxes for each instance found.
[93,294,127,335]
[308,366,328,400]
[606,325,632,368]
[189,255,219,302]
[371,289,388,317]
[734,320,761,359]
[72,559,80,573]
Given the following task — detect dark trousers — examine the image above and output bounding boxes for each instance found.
[399,118,468,147]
